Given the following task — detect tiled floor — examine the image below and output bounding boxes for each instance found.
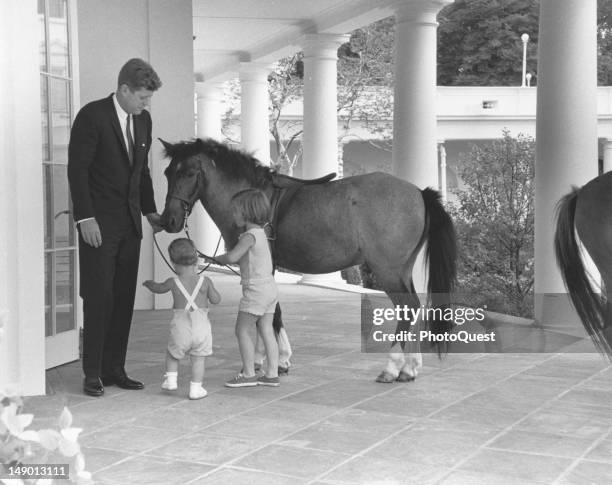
[26,273,612,484]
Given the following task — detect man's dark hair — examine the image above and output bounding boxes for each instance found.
[118,58,162,91]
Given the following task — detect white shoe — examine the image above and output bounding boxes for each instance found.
[161,374,177,391]
[189,384,207,400]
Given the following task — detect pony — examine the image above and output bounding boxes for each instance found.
[158,138,457,382]
[554,171,612,357]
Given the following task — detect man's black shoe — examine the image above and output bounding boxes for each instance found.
[101,374,144,390]
[83,377,104,397]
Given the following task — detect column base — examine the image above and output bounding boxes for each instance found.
[534,293,584,333]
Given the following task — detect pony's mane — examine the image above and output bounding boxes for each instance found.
[164,138,274,188]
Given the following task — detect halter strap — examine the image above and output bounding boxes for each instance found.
[174,276,204,311]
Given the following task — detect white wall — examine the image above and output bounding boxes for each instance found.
[0,0,46,395]
[76,0,195,310]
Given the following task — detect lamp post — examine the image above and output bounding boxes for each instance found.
[521,33,530,87]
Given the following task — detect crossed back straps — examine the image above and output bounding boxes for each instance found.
[174,276,204,311]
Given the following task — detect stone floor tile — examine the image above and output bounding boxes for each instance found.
[436,469,548,485]
[583,438,612,463]
[516,408,612,440]
[188,467,307,485]
[146,432,258,465]
[457,449,572,483]
[80,446,133,473]
[234,444,349,479]
[320,455,450,485]
[487,429,597,458]
[203,414,299,442]
[93,455,215,485]
[558,460,612,484]
[80,423,185,453]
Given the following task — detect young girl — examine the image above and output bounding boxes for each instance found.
[213,188,280,388]
[143,238,220,399]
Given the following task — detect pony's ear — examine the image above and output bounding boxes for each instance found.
[158,138,173,156]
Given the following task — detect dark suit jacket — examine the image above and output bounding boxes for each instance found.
[68,93,156,238]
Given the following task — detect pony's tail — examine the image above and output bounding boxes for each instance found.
[554,189,612,356]
[421,188,457,354]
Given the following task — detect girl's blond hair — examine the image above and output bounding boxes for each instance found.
[231,189,270,226]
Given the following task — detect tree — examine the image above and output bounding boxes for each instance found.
[437,0,540,86]
[450,130,535,317]
[438,0,612,86]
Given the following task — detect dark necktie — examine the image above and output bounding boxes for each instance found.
[126,114,134,165]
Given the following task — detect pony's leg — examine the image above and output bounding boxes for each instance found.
[375,289,422,383]
[277,327,292,373]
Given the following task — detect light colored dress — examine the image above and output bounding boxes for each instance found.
[167,276,213,359]
[238,227,278,316]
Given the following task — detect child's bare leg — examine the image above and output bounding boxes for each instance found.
[162,350,179,390]
[166,350,179,373]
[254,333,266,370]
[191,355,205,383]
[236,311,258,377]
[257,313,279,378]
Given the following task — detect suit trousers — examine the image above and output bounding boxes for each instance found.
[79,211,141,378]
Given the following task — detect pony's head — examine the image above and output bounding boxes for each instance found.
[159,137,274,233]
[159,138,209,233]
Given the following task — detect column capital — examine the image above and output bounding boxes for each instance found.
[301,33,351,60]
[393,0,454,25]
[195,81,224,99]
[239,62,274,83]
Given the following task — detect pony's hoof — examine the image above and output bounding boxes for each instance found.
[396,371,416,383]
[375,371,397,383]
[278,366,289,376]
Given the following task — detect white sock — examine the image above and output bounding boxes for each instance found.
[189,381,207,399]
[164,372,178,386]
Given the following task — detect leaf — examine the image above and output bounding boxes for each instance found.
[58,407,72,429]
[74,452,86,473]
[58,437,80,457]
[37,429,61,451]
[17,430,39,442]
[60,427,82,442]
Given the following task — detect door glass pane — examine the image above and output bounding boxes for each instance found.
[52,165,74,247]
[43,165,53,249]
[55,250,75,333]
[45,254,53,337]
[48,0,69,78]
[50,77,71,162]
[38,0,47,72]
[41,76,50,161]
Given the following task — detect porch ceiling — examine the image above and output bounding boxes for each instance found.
[192,0,396,82]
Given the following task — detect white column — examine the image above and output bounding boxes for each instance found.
[193,81,223,256]
[0,0,45,395]
[438,141,447,202]
[239,62,272,165]
[392,0,452,188]
[535,0,599,325]
[603,139,612,173]
[392,0,451,294]
[299,33,348,286]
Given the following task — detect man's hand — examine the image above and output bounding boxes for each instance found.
[146,213,164,233]
[79,219,102,248]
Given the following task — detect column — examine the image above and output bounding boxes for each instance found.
[392,0,452,293]
[193,81,223,257]
[392,0,452,188]
[300,33,349,285]
[535,0,599,325]
[603,139,612,173]
[438,141,447,202]
[0,0,45,395]
[239,62,272,165]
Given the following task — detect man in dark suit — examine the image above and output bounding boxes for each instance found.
[68,58,163,397]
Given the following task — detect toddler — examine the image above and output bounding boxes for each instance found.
[143,238,220,399]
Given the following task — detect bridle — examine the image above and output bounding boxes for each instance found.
[154,166,239,276]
